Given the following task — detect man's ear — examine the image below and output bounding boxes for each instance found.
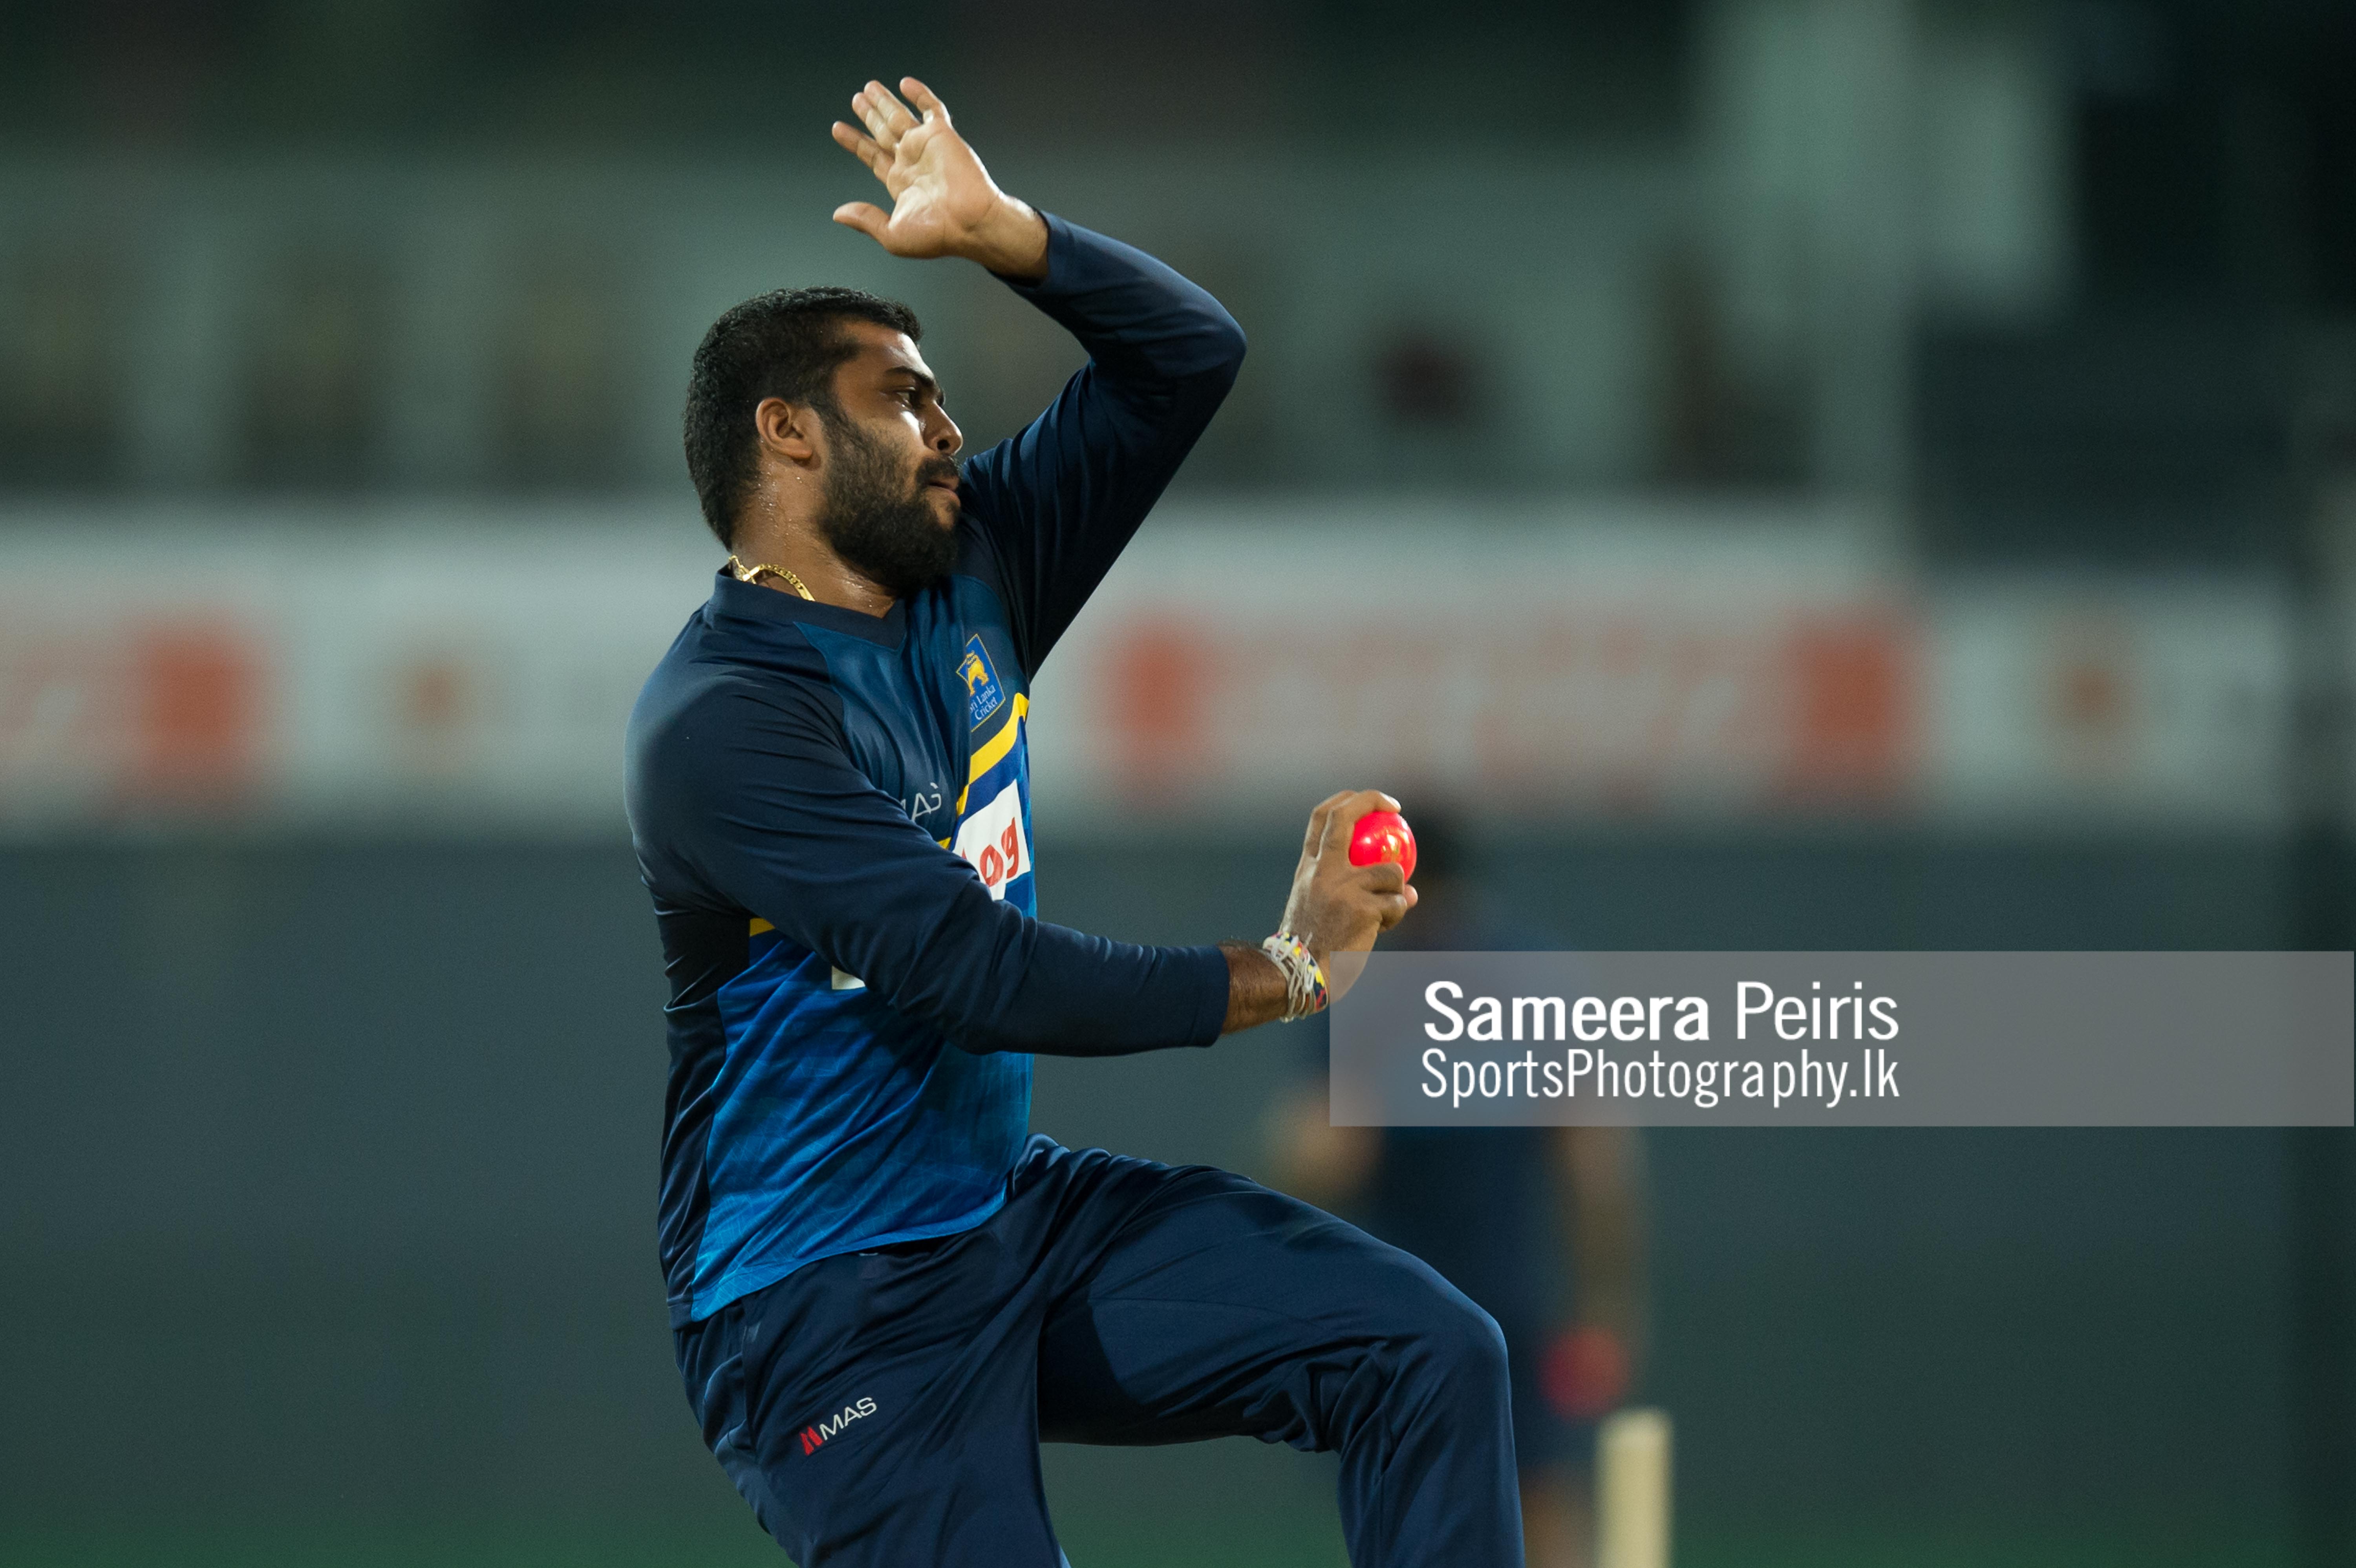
[754,397,823,468]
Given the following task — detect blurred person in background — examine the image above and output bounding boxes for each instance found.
[1266,810,1650,1568]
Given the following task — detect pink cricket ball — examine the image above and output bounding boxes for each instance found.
[1347,810,1417,881]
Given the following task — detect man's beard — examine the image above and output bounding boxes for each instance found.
[816,413,958,600]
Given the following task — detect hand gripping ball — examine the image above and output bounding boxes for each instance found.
[1347,810,1416,882]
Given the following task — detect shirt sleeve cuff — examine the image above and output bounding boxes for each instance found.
[996,210,1077,297]
[1172,941,1231,1048]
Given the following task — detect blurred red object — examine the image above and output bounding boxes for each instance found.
[132,621,262,800]
[1540,1324,1630,1420]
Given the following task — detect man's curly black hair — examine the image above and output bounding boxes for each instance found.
[682,287,923,548]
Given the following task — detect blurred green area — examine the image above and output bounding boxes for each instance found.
[2,837,2339,1568]
[0,1517,2303,1568]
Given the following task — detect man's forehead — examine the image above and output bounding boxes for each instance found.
[839,321,935,383]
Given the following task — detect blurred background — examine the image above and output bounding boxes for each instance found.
[1,1,2351,1565]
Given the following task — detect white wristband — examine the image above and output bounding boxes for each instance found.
[1259,931,1329,1022]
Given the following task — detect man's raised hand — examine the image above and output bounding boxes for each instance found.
[830,78,1049,281]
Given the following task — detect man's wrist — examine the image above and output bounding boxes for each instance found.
[1258,932,1330,1023]
[1219,940,1290,1034]
[960,196,1050,281]
[1278,910,1333,975]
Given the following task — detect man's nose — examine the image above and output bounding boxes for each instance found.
[928,407,962,457]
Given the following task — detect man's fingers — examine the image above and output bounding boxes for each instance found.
[1318,788,1394,855]
[858,80,920,141]
[1365,880,1417,932]
[1315,798,1357,855]
[869,80,921,127]
[1302,790,1352,853]
[1357,862,1406,895]
[852,90,900,150]
[901,76,951,123]
[830,122,892,179]
[1302,803,1334,854]
[831,203,892,243]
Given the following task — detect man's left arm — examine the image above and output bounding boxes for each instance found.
[829,77,1246,676]
[960,218,1245,675]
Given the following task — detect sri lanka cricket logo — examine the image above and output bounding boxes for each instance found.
[960,635,1006,728]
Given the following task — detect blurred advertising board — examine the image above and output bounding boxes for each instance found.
[0,505,716,832]
[0,501,2305,834]
[1029,502,1917,823]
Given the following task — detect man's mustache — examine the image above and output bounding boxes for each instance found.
[915,456,960,491]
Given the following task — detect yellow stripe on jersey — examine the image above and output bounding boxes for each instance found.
[749,917,774,936]
[953,693,1028,816]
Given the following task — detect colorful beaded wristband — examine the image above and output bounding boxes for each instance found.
[1259,931,1329,1022]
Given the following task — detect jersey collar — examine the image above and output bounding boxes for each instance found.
[707,570,907,647]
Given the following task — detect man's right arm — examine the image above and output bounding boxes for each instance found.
[644,692,1408,1051]
[648,685,1227,1056]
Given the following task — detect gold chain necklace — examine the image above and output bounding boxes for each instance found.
[727,554,814,601]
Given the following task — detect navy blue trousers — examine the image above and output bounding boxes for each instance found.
[675,1136,1522,1566]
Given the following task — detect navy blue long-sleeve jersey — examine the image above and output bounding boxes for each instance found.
[626,217,1244,1327]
